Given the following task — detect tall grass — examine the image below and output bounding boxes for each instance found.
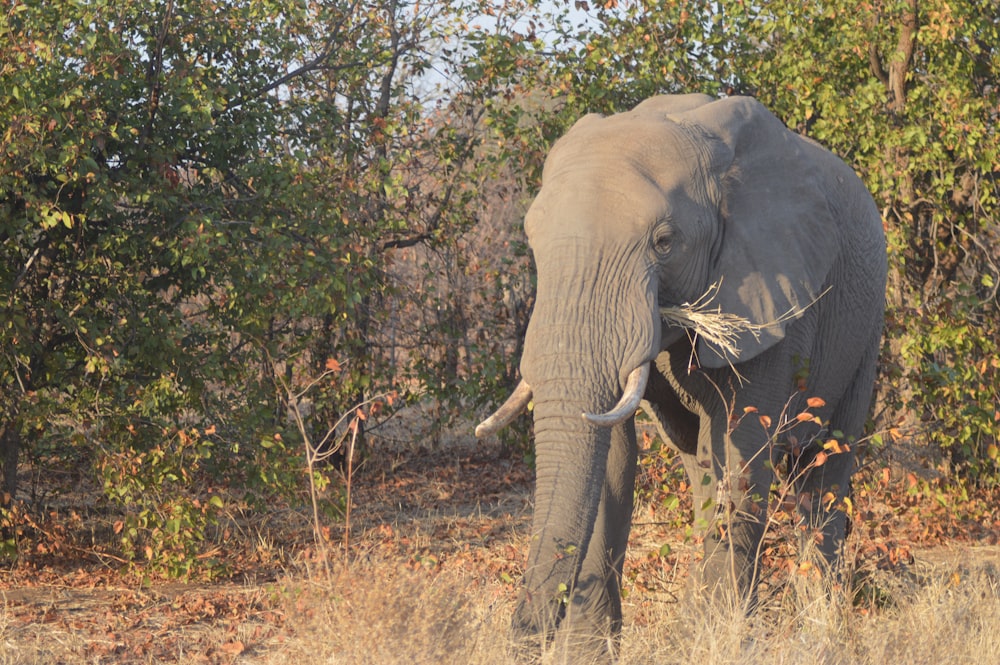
[263,552,1000,665]
[1,546,996,664]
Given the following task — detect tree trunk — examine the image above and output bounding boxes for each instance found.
[0,418,19,500]
[868,0,918,116]
[868,1,923,431]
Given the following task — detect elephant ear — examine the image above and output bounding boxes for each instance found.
[681,97,841,368]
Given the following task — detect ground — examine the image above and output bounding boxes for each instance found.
[1,410,998,664]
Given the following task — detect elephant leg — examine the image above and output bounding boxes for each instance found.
[640,382,766,604]
[697,419,773,608]
[793,443,854,568]
[565,419,638,652]
[642,362,770,605]
[794,344,875,569]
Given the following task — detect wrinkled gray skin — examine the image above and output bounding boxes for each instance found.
[477,95,886,658]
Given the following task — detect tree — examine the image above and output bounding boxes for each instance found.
[0,0,573,572]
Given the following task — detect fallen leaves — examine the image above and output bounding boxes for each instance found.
[1,586,283,664]
[2,413,998,663]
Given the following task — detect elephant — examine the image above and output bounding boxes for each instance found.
[476,94,886,657]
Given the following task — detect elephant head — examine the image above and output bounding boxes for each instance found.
[477,94,885,653]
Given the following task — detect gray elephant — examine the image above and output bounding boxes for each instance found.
[476,94,886,657]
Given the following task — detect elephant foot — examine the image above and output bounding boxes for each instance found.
[510,592,619,664]
[510,594,558,661]
[509,626,614,665]
[699,529,763,613]
[548,629,616,665]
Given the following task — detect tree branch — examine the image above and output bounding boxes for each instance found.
[866,0,918,113]
[868,42,889,88]
[215,0,364,118]
[141,0,174,146]
[888,0,919,113]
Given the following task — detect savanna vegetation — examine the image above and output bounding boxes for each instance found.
[1,0,998,662]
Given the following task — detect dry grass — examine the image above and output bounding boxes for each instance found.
[251,549,999,665]
[1,420,997,664]
[659,281,828,364]
[256,562,515,665]
[1,536,998,665]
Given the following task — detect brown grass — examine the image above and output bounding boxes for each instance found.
[2,536,998,665]
[1,415,998,664]
[245,549,998,665]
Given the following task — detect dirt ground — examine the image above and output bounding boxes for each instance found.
[1,411,998,664]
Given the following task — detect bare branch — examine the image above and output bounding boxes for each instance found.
[216,0,364,118]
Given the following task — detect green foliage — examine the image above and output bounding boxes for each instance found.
[0,0,494,572]
[905,296,1000,485]
[97,422,222,580]
[2,0,998,575]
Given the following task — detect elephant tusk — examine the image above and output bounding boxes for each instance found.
[582,364,650,427]
[475,380,533,438]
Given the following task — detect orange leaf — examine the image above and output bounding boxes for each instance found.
[812,451,828,467]
[221,641,245,656]
[758,415,772,429]
[795,412,814,422]
[806,397,826,408]
[325,358,342,372]
[743,405,758,414]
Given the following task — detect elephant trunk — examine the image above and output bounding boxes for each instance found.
[513,373,615,636]
[513,324,655,635]
[507,242,660,635]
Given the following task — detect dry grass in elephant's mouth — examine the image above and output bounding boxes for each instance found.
[660,281,830,365]
[660,298,757,361]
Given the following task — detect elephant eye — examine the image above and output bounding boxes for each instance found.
[653,228,673,254]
